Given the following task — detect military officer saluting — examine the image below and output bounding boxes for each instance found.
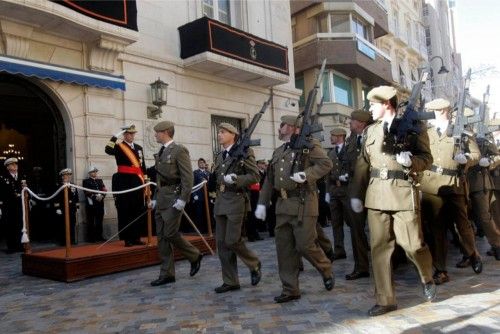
[419,98,483,283]
[350,86,436,316]
[212,123,262,293]
[105,124,147,247]
[256,115,334,303]
[149,121,202,286]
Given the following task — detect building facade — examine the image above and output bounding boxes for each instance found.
[0,0,300,240]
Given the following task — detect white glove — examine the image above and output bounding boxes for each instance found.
[255,204,266,221]
[148,200,156,209]
[56,209,62,215]
[290,171,306,183]
[339,173,349,182]
[479,157,490,167]
[223,173,237,184]
[350,198,364,213]
[396,151,413,167]
[172,199,186,211]
[114,129,126,137]
[95,194,104,201]
[453,153,468,164]
[325,193,330,203]
[30,199,36,207]
[193,195,199,201]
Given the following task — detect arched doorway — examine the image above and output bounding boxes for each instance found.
[0,73,67,241]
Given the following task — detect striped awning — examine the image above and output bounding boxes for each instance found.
[0,55,126,91]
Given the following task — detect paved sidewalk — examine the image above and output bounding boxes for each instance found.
[0,228,499,334]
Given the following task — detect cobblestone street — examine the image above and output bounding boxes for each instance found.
[1,227,499,334]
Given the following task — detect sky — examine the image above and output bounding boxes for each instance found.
[453,0,500,119]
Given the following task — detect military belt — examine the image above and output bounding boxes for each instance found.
[370,168,407,180]
[278,188,301,199]
[430,165,457,176]
[218,184,243,194]
[160,179,181,186]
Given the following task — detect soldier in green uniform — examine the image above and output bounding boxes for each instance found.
[468,136,500,260]
[212,123,262,293]
[490,154,500,259]
[149,121,202,287]
[255,115,334,303]
[419,98,483,284]
[350,86,436,316]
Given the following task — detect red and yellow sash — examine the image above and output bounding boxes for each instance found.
[117,142,144,184]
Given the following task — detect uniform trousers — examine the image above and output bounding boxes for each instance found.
[470,191,500,247]
[328,192,350,254]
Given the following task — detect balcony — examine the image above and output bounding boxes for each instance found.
[293,33,392,86]
[178,17,289,87]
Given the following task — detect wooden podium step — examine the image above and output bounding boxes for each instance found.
[22,235,215,282]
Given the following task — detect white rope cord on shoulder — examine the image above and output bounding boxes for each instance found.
[20,179,208,244]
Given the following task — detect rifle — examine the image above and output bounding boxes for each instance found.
[228,95,272,160]
[453,69,472,156]
[392,69,435,149]
[289,59,327,152]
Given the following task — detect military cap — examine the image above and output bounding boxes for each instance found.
[256,159,267,164]
[218,122,239,135]
[4,157,18,166]
[350,110,372,123]
[153,121,175,132]
[59,168,72,176]
[425,98,450,110]
[121,124,138,133]
[280,115,302,127]
[330,128,347,136]
[367,86,397,102]
[88,166,99,174]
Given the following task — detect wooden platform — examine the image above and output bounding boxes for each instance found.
[22,235,215,282]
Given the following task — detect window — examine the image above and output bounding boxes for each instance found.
[202,0,230,25]
[295,76,305,108]
[392,10,399,36]
[318,14,329,33]
[331,14,350,33]
[361,86,371,111]
[352,16,370,41]
[322,71,353,107]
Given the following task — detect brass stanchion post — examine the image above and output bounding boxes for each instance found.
[202,183,212,237]
[145,179,153,246]
[22,188,32,254]
[64,185,71,258]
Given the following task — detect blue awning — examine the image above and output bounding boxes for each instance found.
[0,55,126,91]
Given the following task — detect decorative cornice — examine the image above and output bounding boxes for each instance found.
[88,36,128,73]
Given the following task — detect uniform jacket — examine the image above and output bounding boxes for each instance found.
[213,148,259,216]
[0,173,25,206]
[419,124,479,196]
[259,139,332,217]
[192,168,210,200]
[154,142,193,211]
[105,136,147,184]
[326,134,362,197]
[467,139,498,193]
[82,177,107,207]
[350,120,432,211]
[53,182,80,214]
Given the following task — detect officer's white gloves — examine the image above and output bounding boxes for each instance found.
[173,199,186,211]
[193,195,199,201]
[325,193,330,203]
[223,173,237,184]
[290,171,306,183]
[479,157,491,167]
[339,173,349,182]
[56,209,62,215]
[148,200,156,209]
[95,194,104,202]
[114,129,126,138]
[453,153,468,164]
[350,198,364,213]
[255,204,266,221]
[396,151,413,167]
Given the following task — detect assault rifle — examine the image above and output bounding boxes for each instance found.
[453,69,472,155]
[289,59,326,151]
[228,95,272,160]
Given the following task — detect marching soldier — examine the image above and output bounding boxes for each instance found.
[468,136,500,260]
[350,86,436,316]
[0,158,26,253]
[255,115,334,303]
[212,123,262,293]
[344,110,371,280]
[82,166,107,242]
[105,124,147,247]
[53,168,80,245]
[419,98,483,284]
[149,121,202,286]
[490,154,500,258]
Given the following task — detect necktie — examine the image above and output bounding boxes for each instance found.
[356,135,362,149]
[158,146,165,157]
[223,150,228,160]
[383,122,389,135]
[335,146,340,154]
[436,127,442,137]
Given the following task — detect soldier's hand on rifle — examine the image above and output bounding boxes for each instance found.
[350,198,364,213]
[255,204,266,221]
[290,171,306,184]
[479,157,491,167]
[223,174,237,184]
[114,129,126,138]
[148,200,156,209]
[396,151,413,167]
[339,173,349,182]
[453,153,468,165]
[172,199,186,211]
[325,193,330,203]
